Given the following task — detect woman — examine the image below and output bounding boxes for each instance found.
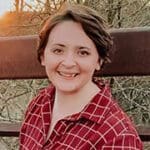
[19,3,143,150]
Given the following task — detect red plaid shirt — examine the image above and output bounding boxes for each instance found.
[19,82,143,150]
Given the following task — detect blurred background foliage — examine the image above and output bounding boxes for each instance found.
[0,0,150,149]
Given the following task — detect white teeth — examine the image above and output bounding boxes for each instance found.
[58,72,77,77]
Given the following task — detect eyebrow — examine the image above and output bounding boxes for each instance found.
[52,43,90,50]
[78,46,90,50]
[52,44,66,47]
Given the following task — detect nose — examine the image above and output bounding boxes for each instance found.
[61,52,77,68]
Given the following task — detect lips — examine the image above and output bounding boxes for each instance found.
[57,71,78,78]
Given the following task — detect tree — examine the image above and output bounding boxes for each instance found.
[83,0,150,28]
[14,0,19,12]
[14,0,24,12]
[44,0,51,12]
[20,0,24,12]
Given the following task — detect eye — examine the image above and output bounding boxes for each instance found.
[78,50,90,56]
[52,49,64,55]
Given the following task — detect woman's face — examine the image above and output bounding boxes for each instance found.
[41,20,100,94]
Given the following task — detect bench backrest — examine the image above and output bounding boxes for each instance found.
[0,27,150,79]
[0,27,150,141]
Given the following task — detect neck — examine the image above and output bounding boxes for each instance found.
[54,81,100,113]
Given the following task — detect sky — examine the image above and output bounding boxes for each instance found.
[0,0,12,16]
[0,0,34,17]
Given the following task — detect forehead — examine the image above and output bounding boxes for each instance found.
[47,20,95,47]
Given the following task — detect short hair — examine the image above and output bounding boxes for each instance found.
[37,3,113,68]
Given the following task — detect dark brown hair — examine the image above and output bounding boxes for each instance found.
[37,3,113,67]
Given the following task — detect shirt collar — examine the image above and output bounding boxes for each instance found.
[45,81,113,125]
[80,83,113,124]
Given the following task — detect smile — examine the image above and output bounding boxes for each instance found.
[57,71,78,78]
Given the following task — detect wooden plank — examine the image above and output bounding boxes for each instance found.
[0,35,46,79]
[102,27,150,76]
[0,27,150,79]
[0,122,150,141]
[0,122,21,137]
[137,126,150,141]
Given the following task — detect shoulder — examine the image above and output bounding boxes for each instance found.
[96,81,137,134]
[100,94,139,139]
[24,84,55,116]
[103,96,139,137]
[95,81,142,148]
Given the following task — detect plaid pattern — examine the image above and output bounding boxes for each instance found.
[19,82,143,150]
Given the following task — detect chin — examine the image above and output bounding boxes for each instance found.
[56,84,79,94]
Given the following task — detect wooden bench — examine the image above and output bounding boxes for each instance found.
[0,27,150,141]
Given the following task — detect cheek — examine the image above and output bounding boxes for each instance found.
[44,54,59,66]
[81,58,99,68]
[43,58,58,74]
[80,61,98,75]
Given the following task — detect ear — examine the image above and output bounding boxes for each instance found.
[96,63,100,71]
[40,55,45,66]
[95,59,103,71]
